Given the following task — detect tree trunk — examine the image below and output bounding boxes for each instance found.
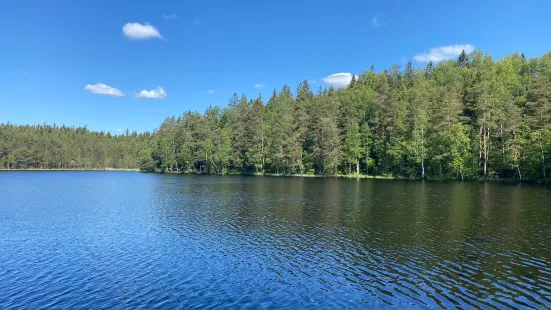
[543,153,546,179]
[356,160,360,175]
[421,126,425,180]
[211,160,219,174]
[487,128,490,175]
[479,126,483,168]
[501,123,504,155]
[480,125,490,178]
[261,127,265,174]
[483,126,487,178]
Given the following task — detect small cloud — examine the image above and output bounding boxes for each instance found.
[323,73,357,88]
[84,83,124,97]
[122,22,163,40]
[163,14,178,20]
[117,129,123,132]
[208,90,215,94]
[309,80,316,85]
[372,13,386,27]
[414,44,475,62]
[193,18,201,26]
[254,84,263,88]
[136,87,167,99]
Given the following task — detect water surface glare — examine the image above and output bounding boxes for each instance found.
[1,172,550,309]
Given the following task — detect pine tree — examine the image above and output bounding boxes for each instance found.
[294,80,313,173]
[230,94,250,172]
[458,50,469,67]
[342,122,362,174]
[349,75,357,89]
[246,95,266,173]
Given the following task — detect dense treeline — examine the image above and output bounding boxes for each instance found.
[0,124,151,169]
[143,50,551,181]
[2,50,550,180]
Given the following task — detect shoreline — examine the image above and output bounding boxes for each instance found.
[0,168,140,172]
[156,171,545,184]
[1,169,546,184]
[261,174,537,183]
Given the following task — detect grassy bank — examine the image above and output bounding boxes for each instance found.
[157,170,548,184]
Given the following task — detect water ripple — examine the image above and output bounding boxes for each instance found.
[0,173,550,309]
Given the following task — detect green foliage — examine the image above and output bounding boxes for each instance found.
[139,147,156,172]
[448,124,471,179]
[0,124,150,169]
[3,49,551,181]
[342,122,362,174]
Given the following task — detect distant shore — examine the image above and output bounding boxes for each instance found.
[0,168,140,172]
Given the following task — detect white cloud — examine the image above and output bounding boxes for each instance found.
[372,13,386,27]
[163,14,178,20]
[122,22,163,40]
[414,44,475,62]
[208,90,215,94]
[254,84,263,88]
[323,73,357,88]
[136,87,167,99]
[117,129,123,132]
[84,83,124,97]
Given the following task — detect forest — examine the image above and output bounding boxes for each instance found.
[1,49,550,181]
[0,124,151,169]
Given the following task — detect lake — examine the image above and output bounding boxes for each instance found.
[1,172,550,309]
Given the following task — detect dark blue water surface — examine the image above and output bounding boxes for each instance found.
[1,172,551,309]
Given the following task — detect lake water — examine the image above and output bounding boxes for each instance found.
[1,172,550,309]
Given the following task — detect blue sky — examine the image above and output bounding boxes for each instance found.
[1,0,550,133]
